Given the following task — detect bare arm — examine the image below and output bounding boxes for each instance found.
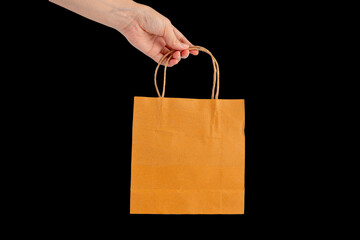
[49,0,198,66]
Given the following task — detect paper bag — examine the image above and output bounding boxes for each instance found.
[130,46,245,214]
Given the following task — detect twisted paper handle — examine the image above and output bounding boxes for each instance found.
[154,46,220,99]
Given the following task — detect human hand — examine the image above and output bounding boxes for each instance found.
[115,1,199,66]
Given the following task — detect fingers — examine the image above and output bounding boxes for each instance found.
[152,21,199,67]
[152,47,196,67]
[181,49,190,59]
[128,7,199,67]
[189,49,199,56]
[150,18,198,65]
[166,51,181,67]
[163,20,189,50]
[173,27,199,56]
[157,49,193,67]
[152,47,181,67]
[168,58,180,66]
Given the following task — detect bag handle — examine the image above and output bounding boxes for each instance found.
[154,46,220,99]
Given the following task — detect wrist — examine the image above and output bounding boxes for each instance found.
[107,1,144,33]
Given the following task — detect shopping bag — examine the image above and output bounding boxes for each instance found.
[130,46,245,214]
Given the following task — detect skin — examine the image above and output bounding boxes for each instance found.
[49,0,199,66]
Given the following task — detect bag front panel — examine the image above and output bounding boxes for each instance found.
[130,97,244,214]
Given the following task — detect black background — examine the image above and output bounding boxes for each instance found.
[39,0,306,231]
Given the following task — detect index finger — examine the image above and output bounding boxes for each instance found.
[173,27,199,55]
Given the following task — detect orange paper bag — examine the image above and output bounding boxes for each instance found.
[130,46,245,214]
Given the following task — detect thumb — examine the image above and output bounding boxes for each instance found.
[164,23,189,50]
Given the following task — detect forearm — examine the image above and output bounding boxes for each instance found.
[49,0,140,32]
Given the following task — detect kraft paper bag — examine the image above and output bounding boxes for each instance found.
[130,46,245,214]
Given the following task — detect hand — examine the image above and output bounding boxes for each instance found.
[116,2,199,66]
